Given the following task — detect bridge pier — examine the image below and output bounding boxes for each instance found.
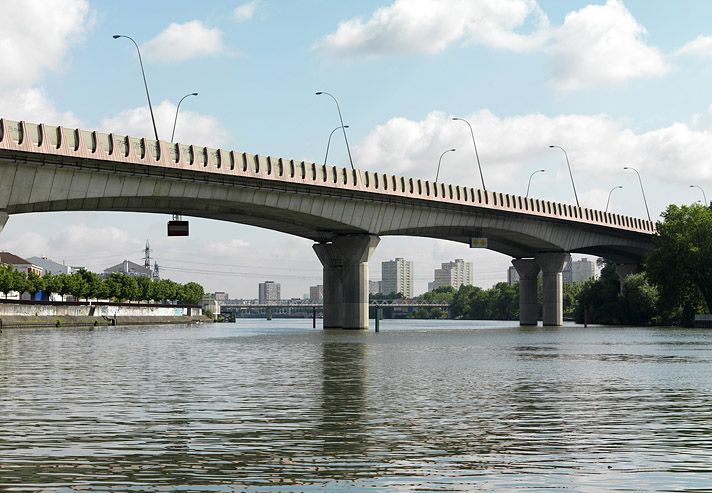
[512,259,540,326]
[0,211,7,236]
[614,263,639,294]
[536,252,567,326]
[313,235,380,330]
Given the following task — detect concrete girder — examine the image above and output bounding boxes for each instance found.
[0,157,651,262]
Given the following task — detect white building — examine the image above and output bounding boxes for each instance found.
[0,252,43,276]
[572,258,597,283]
[28,256,73,275]
[507,265,520,286]
[258,281,281,303]
[430,259,473,291]
[381,258,413,298]
[309,285,324,303]
[368,280,382,295]
[104,260,153,278]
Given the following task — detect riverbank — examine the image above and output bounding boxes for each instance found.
[0,314,210,329]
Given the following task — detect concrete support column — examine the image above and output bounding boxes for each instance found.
[0,211,7,236]
[535,252,567,327]
[313,235,380,330]
[614,263,639,294]
[512,258,540,326]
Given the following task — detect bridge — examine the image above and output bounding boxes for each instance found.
[0,118,654,328]
[219,301,450,321]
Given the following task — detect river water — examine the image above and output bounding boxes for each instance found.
[1,320,711,492]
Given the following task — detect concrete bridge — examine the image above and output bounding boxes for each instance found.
[0,118,654,328]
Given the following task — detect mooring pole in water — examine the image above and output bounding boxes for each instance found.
[267,307,272,321]
[375,305,380,332]
[584,305,589,328]
[312,306,316,328]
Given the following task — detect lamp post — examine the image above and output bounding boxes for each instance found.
[624,166,651,222]
[324,125,349,165]
[526,169,546,198]
[435,148,456,182]
[316,92,354,170]
[605,185,623,212]
[690,184,708,205]
[548,145,579,207]
[113,34,159,141]
[452,117,486,191]
[170,92,198,143]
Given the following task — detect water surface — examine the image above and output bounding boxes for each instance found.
[1,320,711,491]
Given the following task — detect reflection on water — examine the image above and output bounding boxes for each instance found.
[1,321,712,491]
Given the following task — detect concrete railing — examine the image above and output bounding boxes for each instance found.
[0,118,656,234]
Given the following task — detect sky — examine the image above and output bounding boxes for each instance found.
[1,0,712,298]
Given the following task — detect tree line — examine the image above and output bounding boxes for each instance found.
[0,267,204,305]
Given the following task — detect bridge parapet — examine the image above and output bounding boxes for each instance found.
[0,118,655,235]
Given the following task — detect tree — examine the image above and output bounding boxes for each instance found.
[66,270,89,301]
[619,272,659,325]
[25,271,44,298]
[574,263,621,324]
[0,265,13,298]
[179,282,204,304]
[646,203,712,321]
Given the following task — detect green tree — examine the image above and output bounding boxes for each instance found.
[619,272,659,325]
[573,263,621,324]
[52,273,71,301]
[135,275,153,302]
[179,282,204,304]
[0,265,13,298]
[66,270,90,301]
[418,285,456,304]
[119,275,140,302]
[646,203,712,320]
[25,271,44,298]
[9,269,29,297]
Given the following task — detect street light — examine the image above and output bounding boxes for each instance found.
[452,117,486,191]
[316,92,354,170]
[525,169,546,198]
[324,125,349,165]
[624,166,651,222]
[435,148,456,182]
[690,184,708,205]
[113,34,159,141]
[548,145,579,207]
[171,92,198,143]
[605,185,623,212]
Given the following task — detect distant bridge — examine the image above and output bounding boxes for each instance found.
[0,118,653,328]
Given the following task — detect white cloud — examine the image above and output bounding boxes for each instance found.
[0,87,81,127]
[100,100,230,148]
[142,21,225,62]
[549,0,669,91]
[315,0,668,91]
[0,0,88,126]
[0,0,90,88]
[314,0,549,57]
[353,108,712,216]
[676,35,712,58]
[234,0,260,22]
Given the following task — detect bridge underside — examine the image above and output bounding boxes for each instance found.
[0,153,652,329]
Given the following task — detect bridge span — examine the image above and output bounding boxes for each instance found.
[0,118,654,328]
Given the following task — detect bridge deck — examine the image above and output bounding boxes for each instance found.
[0,118,655,236]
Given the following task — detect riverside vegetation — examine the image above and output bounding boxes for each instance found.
[407,203,712,326]
[0,268,204,305]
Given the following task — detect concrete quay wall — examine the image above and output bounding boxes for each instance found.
[0,300,206,328]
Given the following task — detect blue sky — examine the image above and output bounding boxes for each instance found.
[1,0,712,297]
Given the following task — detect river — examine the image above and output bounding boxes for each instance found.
[1,320,711,492]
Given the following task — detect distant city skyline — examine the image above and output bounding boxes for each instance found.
[2,1,712,298]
